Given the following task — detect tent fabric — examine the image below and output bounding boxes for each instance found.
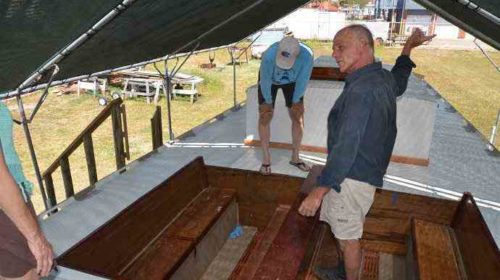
[0,0,309,94]
[0,0,498,94]
[414,0,500,51]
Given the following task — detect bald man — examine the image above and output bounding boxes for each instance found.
[298,25,435,280]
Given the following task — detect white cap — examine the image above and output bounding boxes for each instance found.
[275,37,300,70]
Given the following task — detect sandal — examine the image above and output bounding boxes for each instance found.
[289,161,311,172]
[259,164,271,175]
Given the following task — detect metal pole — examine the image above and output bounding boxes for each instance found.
[488,109,500,151]
[162,58,175,142]
[230,48,237,107]
[15,93,50,210]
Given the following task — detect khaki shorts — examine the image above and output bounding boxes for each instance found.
[319,178,376,240]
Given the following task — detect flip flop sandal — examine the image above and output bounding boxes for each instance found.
[259,164,271,175]
[289,161,311,172]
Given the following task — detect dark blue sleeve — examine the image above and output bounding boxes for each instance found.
[391,55,416,97]
[317,91,373,191]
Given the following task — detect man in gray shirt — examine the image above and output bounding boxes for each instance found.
[298,25,434,280]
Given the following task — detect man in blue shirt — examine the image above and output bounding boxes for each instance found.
[298,26,435,280]
[258,36,314,175]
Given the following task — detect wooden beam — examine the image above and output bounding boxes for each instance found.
[43,174,57,207]
[83,134,98,187]
[111,104,125,169]
[59,156,74,198]
[244,140,429,166]
[311,67,347,81]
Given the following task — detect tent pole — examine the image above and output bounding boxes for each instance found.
[230,48,237,107]
[156,43,201,142]
[15,93,50,210]
[162,57,175,142]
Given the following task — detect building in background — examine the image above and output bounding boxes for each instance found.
[377,0,472,39]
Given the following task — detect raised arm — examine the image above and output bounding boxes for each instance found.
[391,28,435,96]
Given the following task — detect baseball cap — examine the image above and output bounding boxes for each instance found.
[276,37,300,70]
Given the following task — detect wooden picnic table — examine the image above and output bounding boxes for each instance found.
[122,77,165,104]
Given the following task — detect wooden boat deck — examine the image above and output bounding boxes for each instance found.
[40,99,500,279]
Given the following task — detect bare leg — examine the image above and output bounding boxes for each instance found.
[338,239,362,280]
[258,104,274,166]
[289,103,305,163]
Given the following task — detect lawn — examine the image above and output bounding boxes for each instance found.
[4,43,499,213]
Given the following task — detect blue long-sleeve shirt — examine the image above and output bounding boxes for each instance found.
[318,55,416,192]
[259,42,314,103]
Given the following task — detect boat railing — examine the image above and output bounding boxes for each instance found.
[41,98,129,207]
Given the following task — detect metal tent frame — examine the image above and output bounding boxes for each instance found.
[4,0,268,211]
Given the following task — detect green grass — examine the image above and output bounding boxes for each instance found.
[4,44,500,213]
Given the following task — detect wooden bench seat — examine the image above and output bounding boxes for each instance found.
[57,157,238,280]
[121,187,237,279]
[410,219,463,280]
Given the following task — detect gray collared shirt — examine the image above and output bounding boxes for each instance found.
[318,55,416,192]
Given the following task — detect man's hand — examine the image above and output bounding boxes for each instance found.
[402,28,436,56]
[27,232,54,277]
[298,186,330,217]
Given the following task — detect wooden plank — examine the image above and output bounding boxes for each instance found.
[150,106,163,150]
[252,194,319,279]
[361,239,406,256]
[165,188,236,240]
[171,201,238,280]
[43,174,57,207]
[122,190,237,280]
[111,105,125,169]
[296,223,341,280]
[361,251,379,280]
[206,165,303,230]
[57,157,207,278]
[83,134,98,187]
[244,140,429,166]
[231,205,290,279]
[59,156,74,198]
[121,104,130,160]
[451,193,500,279]
[311,67,347,81]
[412,219,461,280]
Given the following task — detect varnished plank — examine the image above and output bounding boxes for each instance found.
[123,194,237,280]
[57,157,207,278]
[165,188,236,240]
[252,194,319,279]
[231,205,290,279]
[451,194,500,279]
[206,165,303,230]
[412,219,460,280]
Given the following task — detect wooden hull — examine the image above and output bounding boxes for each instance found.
[57,157,500,279]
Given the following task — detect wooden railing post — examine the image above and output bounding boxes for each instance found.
[83,134,98,187]
[112,104,126,169]
[151,106,163,150]
[121,104,130,160]
[44,174,57,207]
[60,157,74,198]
